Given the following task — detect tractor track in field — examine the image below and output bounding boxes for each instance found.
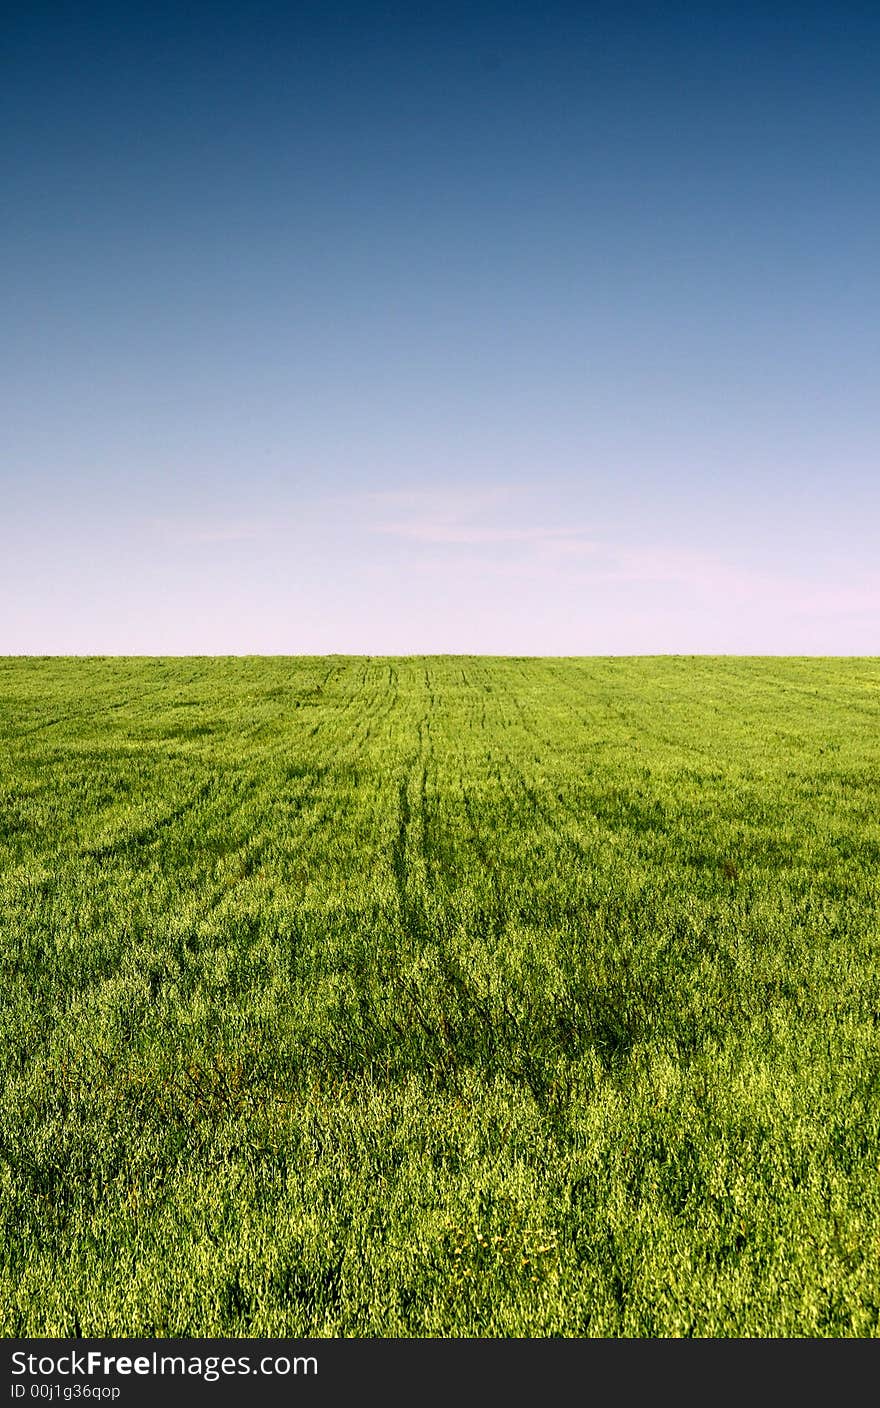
[80,781,216,862]
[390,680,437,942]
[460,786,494,873]
[5,679,190,743]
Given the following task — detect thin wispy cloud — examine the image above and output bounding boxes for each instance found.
[374,522,595,546]
[145,517,267,547]
[576,549,880,618]
[361,489,880,630]
[341,484,600,551]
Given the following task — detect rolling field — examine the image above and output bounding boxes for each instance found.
[1,655,878,1337]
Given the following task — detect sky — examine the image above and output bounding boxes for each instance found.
[2,0,878,654]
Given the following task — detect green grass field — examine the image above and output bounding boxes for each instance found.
[1,656,878,1337]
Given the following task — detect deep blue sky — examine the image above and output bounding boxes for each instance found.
[3,1,878,652]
